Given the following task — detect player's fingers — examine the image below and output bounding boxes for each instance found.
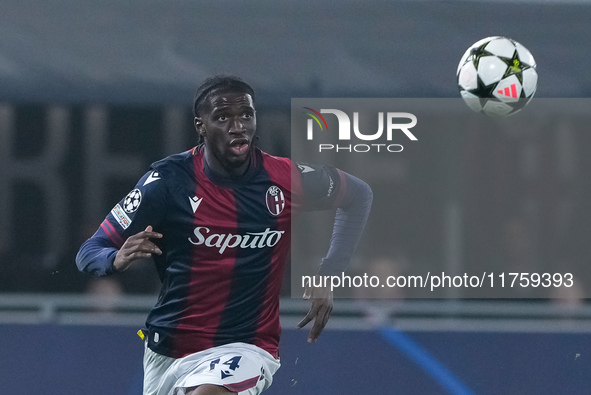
[138,238,162,252]
[121,236,145,250]
[131,241,162,255]
[307,305,332,342]
[120,238,162,257]
[297,307,317,329]
[302,287,312,300]
[127,227,163,243]
[135,230,163,240]
[141,232,163,240]
[144,225,163,237]
[129,251,154,260]
[122,231,162,253]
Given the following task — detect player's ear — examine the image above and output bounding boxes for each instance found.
[194,117,205,136]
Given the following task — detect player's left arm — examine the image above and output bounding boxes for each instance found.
[316,169,373,276]
[296,165,373,342]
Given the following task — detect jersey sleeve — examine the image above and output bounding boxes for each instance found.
[76,169,168,276]
[295,162,373,275]
[294,162,345,211]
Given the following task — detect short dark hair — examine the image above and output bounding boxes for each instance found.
[193,75,256,117]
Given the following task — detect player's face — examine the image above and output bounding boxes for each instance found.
[195,91,256,177]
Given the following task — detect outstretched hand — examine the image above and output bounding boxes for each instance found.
[113,226,163,272]
[297,285,333,343]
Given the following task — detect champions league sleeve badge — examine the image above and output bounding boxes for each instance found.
[110,188,142,230]
[123,189,142,213]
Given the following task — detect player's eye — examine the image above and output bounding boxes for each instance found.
[242,113,253,119]
[217,115,228,122]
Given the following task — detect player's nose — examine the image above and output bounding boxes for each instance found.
[228,117,246,135]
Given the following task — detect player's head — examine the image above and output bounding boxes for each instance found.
[193,75,257,177]
[193,75,255,118]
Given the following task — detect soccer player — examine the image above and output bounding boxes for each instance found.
[76,75,373,395]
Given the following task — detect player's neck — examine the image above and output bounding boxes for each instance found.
[203,147,252,179]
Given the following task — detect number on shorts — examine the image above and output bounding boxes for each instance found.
[209,358,221,371]
[209,356,242,372]
[223,356,241,371]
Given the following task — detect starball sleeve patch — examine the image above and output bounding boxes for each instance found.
[123,188,142,213]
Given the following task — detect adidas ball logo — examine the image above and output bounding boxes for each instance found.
[497,83,519,99]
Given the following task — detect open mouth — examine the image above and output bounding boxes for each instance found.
[229,138,250,156]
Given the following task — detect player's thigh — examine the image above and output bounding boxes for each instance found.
[143,342,176,395]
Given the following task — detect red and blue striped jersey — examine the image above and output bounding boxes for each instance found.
[77,146,345,358]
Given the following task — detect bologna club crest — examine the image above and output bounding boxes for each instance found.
[266,186,285,216]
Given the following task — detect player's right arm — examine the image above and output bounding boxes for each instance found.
[112,225,162,272]
[76,169,167,276]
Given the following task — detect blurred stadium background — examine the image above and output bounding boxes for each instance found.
[1,0,591,393]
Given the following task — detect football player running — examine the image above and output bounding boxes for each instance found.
[77,75,373,395]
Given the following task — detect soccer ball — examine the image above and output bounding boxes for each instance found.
[457,36,538,117]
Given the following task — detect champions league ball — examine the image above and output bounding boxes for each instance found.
[457,36,538,117]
